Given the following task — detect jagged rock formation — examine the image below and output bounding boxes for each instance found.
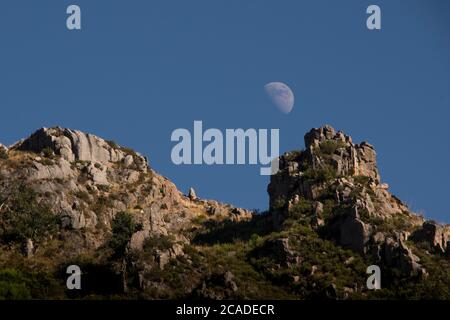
[14,127,148,170]
[269,125,410,218]
[268,125,431,277]
[1,125,449,300]
[0,127,251,253]
[188,187,197,201]
[411,221,450,254]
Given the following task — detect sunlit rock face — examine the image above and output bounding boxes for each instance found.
[268,125,427,276]
[1,127,252,250]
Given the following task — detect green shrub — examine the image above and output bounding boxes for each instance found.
[40,158,53,166]
[0,269,31,299]
[109,212,136,257]
[354,175,371,186]
[144,235,174,251]
[284,151,302,162]
[303,165,337,183]
[318,140,346,156]
[289,198,312,219]
[0,268,64,300]
[0,186,60,244]
[272,197,286,211]
[91,195,113,214]
[41,147,54,158]
[75,190,90,202]
[97,184,110,193]
[0,148,8,160]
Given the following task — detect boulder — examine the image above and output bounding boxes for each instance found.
[339,215,370,254]
[156,250,171,270]
[383,237,427,277]
[23,239,34,258]
[312,201,324,227]
[411,221,450,253]
[61,211,86,230]
[230,207,253,222]
[85,163,109,185]
[188,187,197,200]
[29,159,74,181]
[194,271,239,299]
[129,230,149,251]
[254,238,299,267]
[304,125,336,148]
[223,271,238,292]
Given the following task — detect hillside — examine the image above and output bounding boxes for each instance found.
[0,125,449,299]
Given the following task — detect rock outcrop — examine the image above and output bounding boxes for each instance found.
[0,127,252,252]
[14,127,148,171]
[411,221,450,254]
[268,125,428,276]
[339,214,371,255]
[303,125,380,182]
[268,125,409,218]
[188,187,197,201]
[253,238,300,268]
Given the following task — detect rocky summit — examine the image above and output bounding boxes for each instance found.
[0,125,450,299]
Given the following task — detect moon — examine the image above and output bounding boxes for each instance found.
[264,82,294,114]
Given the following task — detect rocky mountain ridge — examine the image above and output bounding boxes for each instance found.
[268,125,446,278]
[0,125,449,299]
[0,127,251,256]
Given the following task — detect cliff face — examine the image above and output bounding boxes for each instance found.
[269,125,404,216]
[0,126,450,300]
[268,126,430,274]
[0,127,250,257]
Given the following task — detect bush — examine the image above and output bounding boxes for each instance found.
[284,151,302,162]
[75,190,90,202]
[272,197,286,211]
[0,148,8,160]
[289,198,312,219]
[109,212,137,257]
[144,235,174,251]
[303,165,337,183]
[97,184,110,193]
[318,140,346,156]
[41,147,54,158]
[354,175,371,186]
[0,268,63,299]
[0,269,31,299]
[0,186,60,244]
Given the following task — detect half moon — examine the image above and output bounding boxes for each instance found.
[264,82,294,114]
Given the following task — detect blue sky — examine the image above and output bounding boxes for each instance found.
[0,1,449,221]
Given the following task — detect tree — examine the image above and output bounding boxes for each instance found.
[109,212,137,257]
